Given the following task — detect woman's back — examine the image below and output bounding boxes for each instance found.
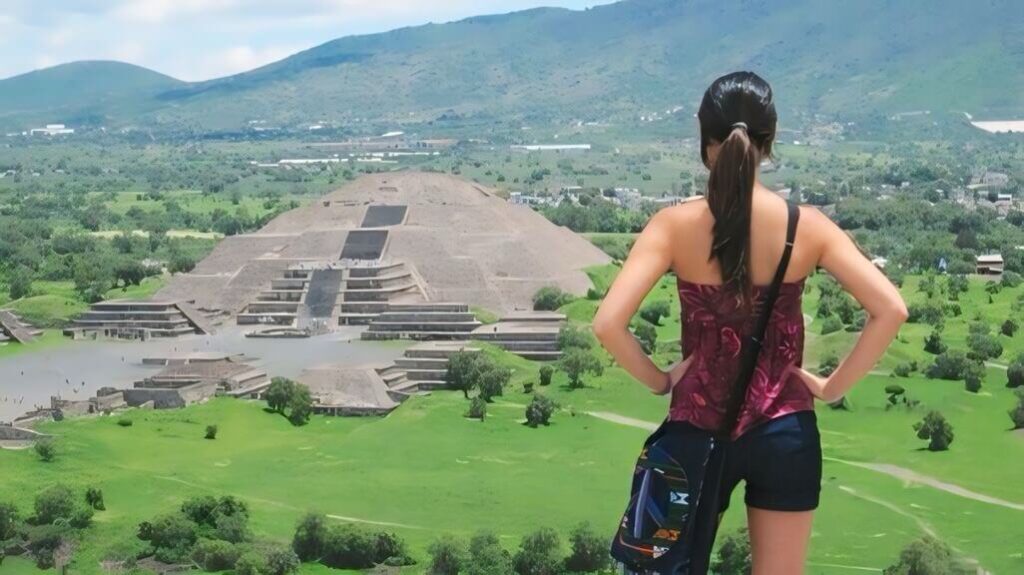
[666,190,816,436]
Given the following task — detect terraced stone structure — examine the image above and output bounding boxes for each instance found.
[0,310,42,344]
[64,300,213,340]
[156,172,610,335]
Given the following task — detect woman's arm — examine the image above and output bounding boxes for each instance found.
[593,209,680,394]
[791,210,909,402]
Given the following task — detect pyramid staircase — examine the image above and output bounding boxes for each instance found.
[375,341,480,398]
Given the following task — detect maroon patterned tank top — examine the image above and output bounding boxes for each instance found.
[669,277,814,438]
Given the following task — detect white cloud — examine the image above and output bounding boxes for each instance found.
[188,44,303,80]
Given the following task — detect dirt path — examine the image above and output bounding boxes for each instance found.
[153,475,426,530]
[586,411,659,432]
[825,458,1024,512]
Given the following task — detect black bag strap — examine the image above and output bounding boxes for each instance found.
[719,202,800,435]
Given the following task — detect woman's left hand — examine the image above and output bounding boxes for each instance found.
[657,355,695,396]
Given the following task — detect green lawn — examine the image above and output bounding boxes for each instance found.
[2,272,1023,574]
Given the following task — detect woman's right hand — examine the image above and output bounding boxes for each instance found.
[789,365,833,402]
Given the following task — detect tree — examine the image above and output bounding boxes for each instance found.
[168,251,196,274]
[0,502,20,540]
[1009,389,1024,429]
[478,365,511,403]
[266,377,295,413]
[914,411,954,451]
[1008,355,1024,388]
[446,351,484,399]
[639,300,671,326]
[138,513,198,563]
[557,324,593,351]
[820,315,843,335]
[467,531,515,575]
[466,397,487,421]
[885,384,906,405]
[8,266,32,300]
[428,535,467,575]
[967,332,1002,361]
[293,512,328,561]
[287,385,314,426]
[712,528,752,575]
[963,361,985,393]
[192,539,242,571]
[205,424,218,440]
[265,547,301,575]
[818,354,840,377]
[533,287,572,311]
[632,321,657,354]
[564,522,608,573]
[924,330,947,355]
[539,365,553,387]
[525,394,558,428]
[1002,319,1018,337]
[513,527,563,575]
[557,348,603,389]
[883,536,972,575]
[85,487,105,511]
[235,551,268,575]
[925,350,970,380]
[34,438,56,462]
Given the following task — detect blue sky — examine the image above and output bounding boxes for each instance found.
[0,1,612,81]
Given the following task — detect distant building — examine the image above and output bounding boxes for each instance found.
[871,257,888,270]
[976,254,1004,275]
[511,144,591,152]
[29,124,74,136]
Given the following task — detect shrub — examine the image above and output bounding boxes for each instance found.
[883,536,973,575]
[525,394,558,428]
[477,364,511,403]
[1008,355,1024,388]
[967,332,1003,361]
[963,361,985,393]
[117,418,133,427]
[913,411,954,451]
[265,546,301,575]
[513,527,563,575]
[712,528,752,575]
[235,551,268,575]
[557,324,593,351]
[214,511,250,543]
[34,484,76,525]
[0,502,19,540]
[1009,389,1024,430]
[923,330,946,355]
[639,300,671,326]
[428,535,467,575]
[884,385,906,405]
[533,287,572,311]
[205,425,218,440]
[564,522,609,573]
[467,531,515,575]
[292,512,328,561]
[632,321,657,354]
[820,315,843,335]
[138,513,197,564]
[85,487,105,511]
[287,385,314,426]
[69,506,94,529]
[538,366,553,387]
[926,350,970,380]
[1002,318,1018,337]
[34,438,56,462]
[818,353,839,377]
[320,524,377,569]
[374,531,414,566]
[192,539,241,571]
[466,397,487,421]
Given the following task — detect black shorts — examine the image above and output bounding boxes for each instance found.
[718,410,823,513]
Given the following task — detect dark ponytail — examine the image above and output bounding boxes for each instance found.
[698,71,777,310]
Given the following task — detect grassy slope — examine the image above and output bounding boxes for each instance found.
[2,272,1023,573]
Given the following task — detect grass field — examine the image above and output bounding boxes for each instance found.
[1,272,1023,574]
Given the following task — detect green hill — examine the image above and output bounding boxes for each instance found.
[1,0,1023,131]
[0,61,183,128]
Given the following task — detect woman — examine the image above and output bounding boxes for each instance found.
[593,72,908,574]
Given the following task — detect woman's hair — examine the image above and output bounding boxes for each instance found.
[698,71,777,309]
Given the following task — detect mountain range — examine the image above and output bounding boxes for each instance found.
[1,0,1022,132]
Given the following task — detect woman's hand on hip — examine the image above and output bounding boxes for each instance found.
[789,365,833,401]
[657,355,695,396]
